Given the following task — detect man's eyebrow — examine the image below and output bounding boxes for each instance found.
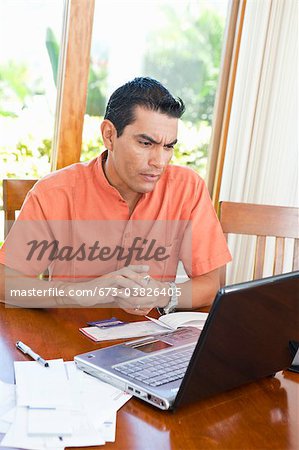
[135,134,178,146]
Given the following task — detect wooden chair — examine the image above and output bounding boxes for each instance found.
[3,179,38,238]
[219,201,299,285]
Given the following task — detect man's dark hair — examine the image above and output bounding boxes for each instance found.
[104,77,185,136]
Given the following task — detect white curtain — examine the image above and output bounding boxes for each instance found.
[219,0,298,283]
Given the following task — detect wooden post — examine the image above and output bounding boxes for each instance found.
[51,0,95,170]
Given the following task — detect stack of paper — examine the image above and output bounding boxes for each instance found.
[80,320,165,341]
[0,380,16,435]
[80,312,208,342]
[0,359,131,449]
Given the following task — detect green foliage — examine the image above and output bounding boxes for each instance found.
[86,62,108,116]
[81,137,104,161]
[37,139,52,160]
[0,142,50,179]
[45,27,108,116]
[143,5,225,125]
[173,142,208,176]
[0,62,30,103]
[0,61,43,117]
[0,116,103,203]
[0,137,51,209]
[46,28,60,86]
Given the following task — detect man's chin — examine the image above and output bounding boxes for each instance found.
[136,183,157,194]
[130,179,158,193]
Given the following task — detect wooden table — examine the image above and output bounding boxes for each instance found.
[0,305,298,450]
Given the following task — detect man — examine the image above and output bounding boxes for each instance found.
[0,77,231,315]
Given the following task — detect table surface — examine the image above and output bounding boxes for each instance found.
[0,305,298,450]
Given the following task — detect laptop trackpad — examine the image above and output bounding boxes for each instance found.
[125,327,200,353]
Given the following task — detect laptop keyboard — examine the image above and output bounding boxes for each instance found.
[113,345,195,387]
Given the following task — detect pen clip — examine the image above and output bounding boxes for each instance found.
[16,341,28,353]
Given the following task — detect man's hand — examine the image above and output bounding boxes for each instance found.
[116,267,221,315]
[114,276,171,316]
[70,265,151,307]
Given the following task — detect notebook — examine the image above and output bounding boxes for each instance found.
[75,271,299,410]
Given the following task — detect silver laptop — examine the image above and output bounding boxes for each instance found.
[75,271,299,410]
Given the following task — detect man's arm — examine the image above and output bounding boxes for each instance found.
[118,268,221,316]
[175,267,220,309]
[0,263,150,308]
[0,264,76,307]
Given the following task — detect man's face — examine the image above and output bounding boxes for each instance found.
[105,106,178,195]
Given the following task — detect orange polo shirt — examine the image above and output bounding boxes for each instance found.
[0,151,231,281]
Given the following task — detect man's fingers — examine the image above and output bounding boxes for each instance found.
[116,293,156,309]
[122,307,152,316]
[118,266,149,284]
[115,297,152,315]
[114,269,149,287]
[97,266,150,289]
[115,297,134,310]
[114,277,144,291]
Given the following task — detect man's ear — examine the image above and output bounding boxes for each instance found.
[101,119,117,151]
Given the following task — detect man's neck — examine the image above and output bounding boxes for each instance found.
[102,155,142,215]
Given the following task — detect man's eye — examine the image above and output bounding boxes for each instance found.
[165,145,174,150]
[139,141,151,146]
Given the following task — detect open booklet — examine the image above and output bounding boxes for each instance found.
[145,311,208,330]
[79,312,208,342]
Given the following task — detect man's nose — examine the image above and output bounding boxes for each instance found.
[148,147,168,168]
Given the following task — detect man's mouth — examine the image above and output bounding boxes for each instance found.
[139,173,161,182]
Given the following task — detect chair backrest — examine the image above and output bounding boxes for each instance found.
[219,201,299,286]
[3,179,38,238]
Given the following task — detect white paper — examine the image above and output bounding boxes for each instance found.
[14,359,71,408]
[0,406,64,450]
[0,379,16,434]
[0,379,16,417]
[159,311,208,330]
[145,315,174,330]
[65,361,131,426]
[27,408,72,436]
[100,413,117,442]
[58,410,105,448]
[80,320,165,341]
[0,421,10,434]
[0,407,15,433]
[1,406,105,449]
[80,312,208,342]
[0,408,15,424]
[0,360,131,450]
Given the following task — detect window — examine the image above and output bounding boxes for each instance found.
[0,0,63,241]
[81,0,229,178]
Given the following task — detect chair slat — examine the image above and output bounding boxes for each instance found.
[293,238,299,271]
[274,238,284,275]
[253,236,266,279]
